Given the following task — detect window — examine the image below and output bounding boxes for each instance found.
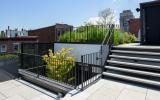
[13,43,20,53]
[0,44,7,53]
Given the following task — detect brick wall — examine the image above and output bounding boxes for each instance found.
[28,26,56,43]
[128,18,140,37]
[28,24,73,43]
[0,37,38,53]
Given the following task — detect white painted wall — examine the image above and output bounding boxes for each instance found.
[6,29,28,38]
[54,43,101,62]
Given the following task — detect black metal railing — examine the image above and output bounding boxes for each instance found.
[57,25,119,44]
[101,24,115,65]
[78,52,102,90]
[0,53,20,82]
[19,53,80,88]
[18,24,115,92]
[21,43,53,55]
[79,24,115,90]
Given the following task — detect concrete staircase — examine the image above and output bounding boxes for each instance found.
[103,46,160,87]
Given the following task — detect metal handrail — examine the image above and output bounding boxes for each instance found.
[100,24,114,65]
[101,24,114,46]
[80,24,115,90]
[106,25,114,45]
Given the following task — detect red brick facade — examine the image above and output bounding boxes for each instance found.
[28,24,73,43]
[0,36,38,53]
[128,18,140,37]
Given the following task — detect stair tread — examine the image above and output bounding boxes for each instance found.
[111,50,160,56]
[113,46,160,50]
[105,66,160,77]
[103,72,160,86]
[107,60,160,70]
[109,55,160,62]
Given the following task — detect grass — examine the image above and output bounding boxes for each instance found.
[0,54,18,59]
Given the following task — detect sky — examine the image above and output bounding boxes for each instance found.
[0,0,154,30]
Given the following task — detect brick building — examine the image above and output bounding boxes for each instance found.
[0,36,38,53]
[128,18,140,37]
[28,23,73,43]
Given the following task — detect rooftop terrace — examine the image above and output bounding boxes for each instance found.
[63,79,160,100]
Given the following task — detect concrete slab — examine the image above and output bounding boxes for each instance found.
[117,89,146,100]
[63,79,160,100]
[0,79,57,100]
[146,89,160,100]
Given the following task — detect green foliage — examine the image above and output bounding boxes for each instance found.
[0,54,18,59]
[113,30,137,45]
[59,25,108,43]
[59,25,137,45]
[42,48,76,83]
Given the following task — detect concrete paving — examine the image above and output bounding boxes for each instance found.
[63,79,160,100]
[0,79,57,100]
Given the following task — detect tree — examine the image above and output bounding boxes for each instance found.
[97,8,115,25]
[0,31,5,38]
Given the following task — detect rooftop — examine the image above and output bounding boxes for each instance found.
[0,36,38,41]
[63,79,160,100]
[0,79,57,100]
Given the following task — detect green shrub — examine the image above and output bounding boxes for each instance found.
[59,25,137,45]
[42,48,76,83]
[113,30,137,45]
[0,54,18,59]
[59,25,108,43]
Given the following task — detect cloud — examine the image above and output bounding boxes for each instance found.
[86,16,120,25]
[86,17,100,25]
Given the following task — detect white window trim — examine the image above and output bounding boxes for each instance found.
[0,44,7,53]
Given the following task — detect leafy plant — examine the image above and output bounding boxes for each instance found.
[113,30,137,45]
[42,48,76,83]
[59,25,108,43]
[59,25,137,45]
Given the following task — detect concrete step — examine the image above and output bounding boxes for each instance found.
[105,66,160,78]
[107,60,160,71]
[109,55,160,62]
[111,50,160,56]
[103,72,160,86]
[112,46,160,52]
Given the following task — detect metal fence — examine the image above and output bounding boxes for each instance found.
[21,43,53,55]
[0,53,20,82]
[79,24,115,90]
[19,52,104,92]
[18,24,115,92]
[79,52,102,90]
[57,25,119,44]
[20,53,77,86]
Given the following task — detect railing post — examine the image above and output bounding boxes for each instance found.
[112,24,115,45]
[70,27,72,42]
[35,56,40,78]
[100,46,104,75]
[81,56,84,90]
[74,62,77,89]
[20,43,24,69]
[87,26,88,42]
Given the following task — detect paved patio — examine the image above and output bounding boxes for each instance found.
[63,79,160,100]
[0,79,57,100]
[1,79,160,100]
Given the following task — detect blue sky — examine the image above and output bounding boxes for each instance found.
[0,0,153,30]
